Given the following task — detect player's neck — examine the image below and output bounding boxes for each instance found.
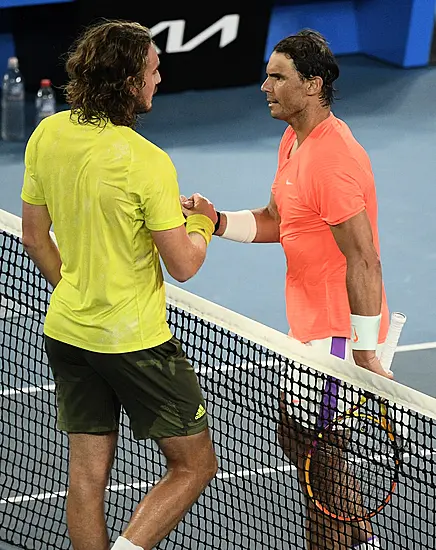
[287,106,331,146]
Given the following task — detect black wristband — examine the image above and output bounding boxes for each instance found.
[214,211,221,234]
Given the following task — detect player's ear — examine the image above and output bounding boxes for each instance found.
[306,76,323,97]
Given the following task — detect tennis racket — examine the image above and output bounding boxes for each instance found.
[304,312,406,522]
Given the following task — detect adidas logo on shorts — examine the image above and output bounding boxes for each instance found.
[195,404,206,420]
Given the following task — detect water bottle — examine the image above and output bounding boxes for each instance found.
[35,79,56,127]
[1,56,25,141]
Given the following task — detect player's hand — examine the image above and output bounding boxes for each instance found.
[180,194,217,225]
[353,350,393,379]
[180,195,194,210]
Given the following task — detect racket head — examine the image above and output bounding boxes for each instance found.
[304,405,401,522]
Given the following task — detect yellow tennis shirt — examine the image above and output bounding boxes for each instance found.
[21,111,185,353]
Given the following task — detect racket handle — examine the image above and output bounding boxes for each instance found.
[379,312,407,373]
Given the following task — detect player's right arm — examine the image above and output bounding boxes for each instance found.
[141,153,216,283]
[152,194,217,283]
[181,192,280,244]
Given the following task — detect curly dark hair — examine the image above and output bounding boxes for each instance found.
[64,19,154,127]
[273,29,340,107]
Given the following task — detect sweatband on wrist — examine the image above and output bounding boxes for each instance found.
[350,314,381,350]
[221,210,257,243]
[214,211,221,234]
[185,214,214,246]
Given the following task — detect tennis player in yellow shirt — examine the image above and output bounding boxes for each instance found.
[21,20,217,550]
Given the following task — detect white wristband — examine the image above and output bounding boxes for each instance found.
[221,210,257,243]
[350,314,381,350]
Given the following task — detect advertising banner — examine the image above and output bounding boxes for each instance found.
[8,0,273,94]
[77,1,273,93]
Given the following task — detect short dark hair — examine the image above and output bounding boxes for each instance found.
[64,19,154,127]
[273,29,339,107]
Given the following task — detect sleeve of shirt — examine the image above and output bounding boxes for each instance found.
[21,127,46,206]
[140,151,186,231]
[305,155,366,226]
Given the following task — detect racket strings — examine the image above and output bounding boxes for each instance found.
[349,417,397,513]
[308,413,398,520]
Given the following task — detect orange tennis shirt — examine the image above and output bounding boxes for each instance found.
[271,113,389,344]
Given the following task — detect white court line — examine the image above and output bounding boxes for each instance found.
[1,363,256,396]
[0,464,295,505]
[1,384,55,397]
[1,490,68,505]
[2,449,435,506]
[396,342,436,353]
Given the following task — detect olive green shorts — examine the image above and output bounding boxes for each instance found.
[44,335,208,440]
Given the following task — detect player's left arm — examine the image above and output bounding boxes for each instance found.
[308,153,391,378]
[330,210,390,378]
[22,201,62,288]
[330,210,382,316]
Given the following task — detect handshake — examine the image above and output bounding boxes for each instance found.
[180,193,221,234]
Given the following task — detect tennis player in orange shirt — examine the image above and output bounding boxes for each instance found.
[182,30,391,549]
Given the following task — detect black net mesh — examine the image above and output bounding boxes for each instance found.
[1,223,436,550]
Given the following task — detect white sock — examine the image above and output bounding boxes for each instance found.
[352,536,381,549]
[111,536,143,550]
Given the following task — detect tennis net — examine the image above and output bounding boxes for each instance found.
[1,207,435,550]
